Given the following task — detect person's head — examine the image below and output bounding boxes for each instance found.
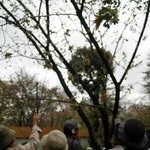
[116,119,148,150]
[63,119,79,137]
[0,125,16,149]
[40,129,68,150]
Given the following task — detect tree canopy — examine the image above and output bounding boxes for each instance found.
[0,70,69,127]
[0,0,150,149]
[143,54,150,98]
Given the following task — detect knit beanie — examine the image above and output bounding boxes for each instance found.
[40,130,68,150]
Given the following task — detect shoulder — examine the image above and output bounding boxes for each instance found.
[108,145,124,150]
[67,137,81,150]
[67,137,80,145]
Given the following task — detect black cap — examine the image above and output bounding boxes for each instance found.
[117,119,148,150]
[64,119,78,130]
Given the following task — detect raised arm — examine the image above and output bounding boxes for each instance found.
[17,114,42,150]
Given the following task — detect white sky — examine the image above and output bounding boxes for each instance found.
[0,37,149,104]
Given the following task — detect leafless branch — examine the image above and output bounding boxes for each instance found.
[119,0,150,85]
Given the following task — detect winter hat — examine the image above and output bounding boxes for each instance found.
[40,134,49,150]
[64,119,79,135]
[64,119,79,130]
[0,125,16,149]
[117,119,148,150]
[40,130,68,150]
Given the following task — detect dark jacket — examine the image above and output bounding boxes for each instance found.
[66,136,82,150]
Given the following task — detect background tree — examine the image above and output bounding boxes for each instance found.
[0,80,19,125]
[143,54,150,99]
[123,104,150,129]
[0,69,70,127]
[134,105,150,129]
[0,0,150,149]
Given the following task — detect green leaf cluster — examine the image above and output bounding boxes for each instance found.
[94,6,119,29]
[68,47,113,93]
[5,52,12,59]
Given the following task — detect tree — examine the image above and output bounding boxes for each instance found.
[125,104,150,129]
[0,0,150,149]
[0,69,69,127]
[143,54,150,99]
[69,47,113,95]
[134,105,150,129]
[68,46,114,148]
[0,80,19,125]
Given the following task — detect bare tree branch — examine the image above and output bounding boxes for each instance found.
[119,0,150,85]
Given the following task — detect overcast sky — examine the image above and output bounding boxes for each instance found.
[0,38,149,104]
[0,0,150,104]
